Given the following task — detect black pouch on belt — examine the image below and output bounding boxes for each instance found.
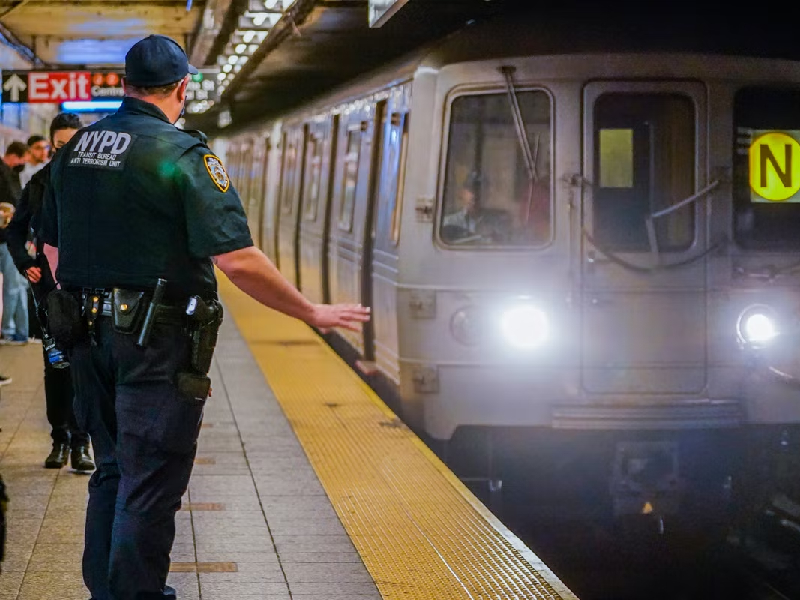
[112,289,146,334]
[46,290,87,349]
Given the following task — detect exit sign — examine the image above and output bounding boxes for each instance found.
[1,70,124,104]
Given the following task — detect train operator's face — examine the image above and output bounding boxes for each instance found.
[460,187,479,214]
[52,128,79,150]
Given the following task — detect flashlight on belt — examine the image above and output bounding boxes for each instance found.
[137,278,167,348]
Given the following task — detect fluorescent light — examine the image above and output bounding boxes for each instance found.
[242,31,256,43]
[263,0,282,9]
[233,64,242,72]
[237,55,248,64]
[235,43,247,54]
[62,101,122,112]
[222,64,233,72]
[227,54,239,64]
[217,73,226,80]
[248,44,258,53]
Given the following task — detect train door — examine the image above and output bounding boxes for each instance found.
[277,128,305,287]
[360,100,388,363]
[581,82,708,396]
[369,106,408,382]
[255,136,270,253]
[298,121,328,304]
[248,137,266,245]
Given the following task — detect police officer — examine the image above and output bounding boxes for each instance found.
[40,35,369,600]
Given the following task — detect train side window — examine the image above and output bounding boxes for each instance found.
[338,128,361,231]
[440,91,551,248]
[593,94,695,253]
[280,137,297,215]
[303,134,323,221]
[734,87,800,250]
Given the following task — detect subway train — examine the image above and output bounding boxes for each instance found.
[212,14,800,527]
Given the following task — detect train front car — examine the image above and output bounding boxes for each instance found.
[399,46,800,528]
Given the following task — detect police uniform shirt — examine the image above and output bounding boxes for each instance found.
[40,97,253,299]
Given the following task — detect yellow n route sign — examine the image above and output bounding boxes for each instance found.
[749,131,800,202]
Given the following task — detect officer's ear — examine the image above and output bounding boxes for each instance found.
[177,77,190,104]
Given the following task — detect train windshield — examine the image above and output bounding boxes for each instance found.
[734,87,800,250]
[440,91,551,247]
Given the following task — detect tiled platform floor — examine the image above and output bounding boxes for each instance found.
[0,318,381,600]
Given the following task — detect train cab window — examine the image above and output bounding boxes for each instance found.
[734,88,800,249]
[303,135,323,221]
[338,128,362,231]
[593,94,695,252]
[440,91,551,247]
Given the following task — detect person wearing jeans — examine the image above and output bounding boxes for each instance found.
[0,141,30,344]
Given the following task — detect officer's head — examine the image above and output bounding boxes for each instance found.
[49,113,83,151]
[123,34,198,124]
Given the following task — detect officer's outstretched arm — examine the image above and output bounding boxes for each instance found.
[213,246,369,332]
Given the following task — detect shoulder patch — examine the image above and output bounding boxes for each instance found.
[204,154,230,193]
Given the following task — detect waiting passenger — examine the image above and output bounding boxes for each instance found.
[19,135,50,188]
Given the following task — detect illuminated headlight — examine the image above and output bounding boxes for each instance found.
[500,304,549,349]
[736,305,779,348]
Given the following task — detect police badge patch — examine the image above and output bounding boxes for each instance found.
[204,154,230,192]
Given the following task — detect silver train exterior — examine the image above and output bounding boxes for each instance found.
[213,20,800,521]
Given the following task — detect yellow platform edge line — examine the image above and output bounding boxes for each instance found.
[218,274,579,600]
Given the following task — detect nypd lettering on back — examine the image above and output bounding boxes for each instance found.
[68,130,136,170]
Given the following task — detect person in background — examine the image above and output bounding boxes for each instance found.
[20,135,50,188]
[0,141,30,345]
[7,113,95,472]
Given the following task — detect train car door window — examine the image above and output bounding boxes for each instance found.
[390,113,410,244]
[338,127,362,231]
[280,136,297,215]
[734,87,800,249]
[440,91,551,247]
[303,133,323,221]
[593,94,695,252]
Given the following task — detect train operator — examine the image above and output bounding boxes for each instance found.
[39,34,370,600]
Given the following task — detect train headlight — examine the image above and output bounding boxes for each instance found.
[500,304,549,350]
[737,305,778,348]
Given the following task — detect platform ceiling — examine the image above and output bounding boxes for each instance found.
[0,0,206,66]
[2,1,799,136]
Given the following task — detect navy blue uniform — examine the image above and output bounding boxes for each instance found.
[40,96,252,600]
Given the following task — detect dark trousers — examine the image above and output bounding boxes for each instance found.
[43,346,89,447]
[70,318,205,600]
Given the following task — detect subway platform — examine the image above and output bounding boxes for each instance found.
[0,276,577,600]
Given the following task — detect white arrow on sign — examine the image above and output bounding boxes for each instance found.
[3,74,27,102]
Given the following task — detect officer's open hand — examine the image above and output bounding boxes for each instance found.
[25,266,42,283]
[311,304,370,333]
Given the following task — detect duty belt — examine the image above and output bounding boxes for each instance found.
[75,289,185,322]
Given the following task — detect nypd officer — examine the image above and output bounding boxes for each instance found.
[40,35,369,600]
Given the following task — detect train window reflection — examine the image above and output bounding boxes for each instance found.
[338,128,361,231]
[734,88,800,249]
[440,91,551,247]
[303,135,322,221]
[593,94,695,253]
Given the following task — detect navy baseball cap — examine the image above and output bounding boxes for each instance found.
[125,35,198,87]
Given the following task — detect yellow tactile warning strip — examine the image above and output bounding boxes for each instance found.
[218,276,579,600]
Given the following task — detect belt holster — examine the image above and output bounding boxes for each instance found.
[177,298,223,401]
[112,289,146,334]
[46,290,87,349]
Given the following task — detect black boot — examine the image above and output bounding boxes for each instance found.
[70,444,95,472]
[44,442,69,469]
